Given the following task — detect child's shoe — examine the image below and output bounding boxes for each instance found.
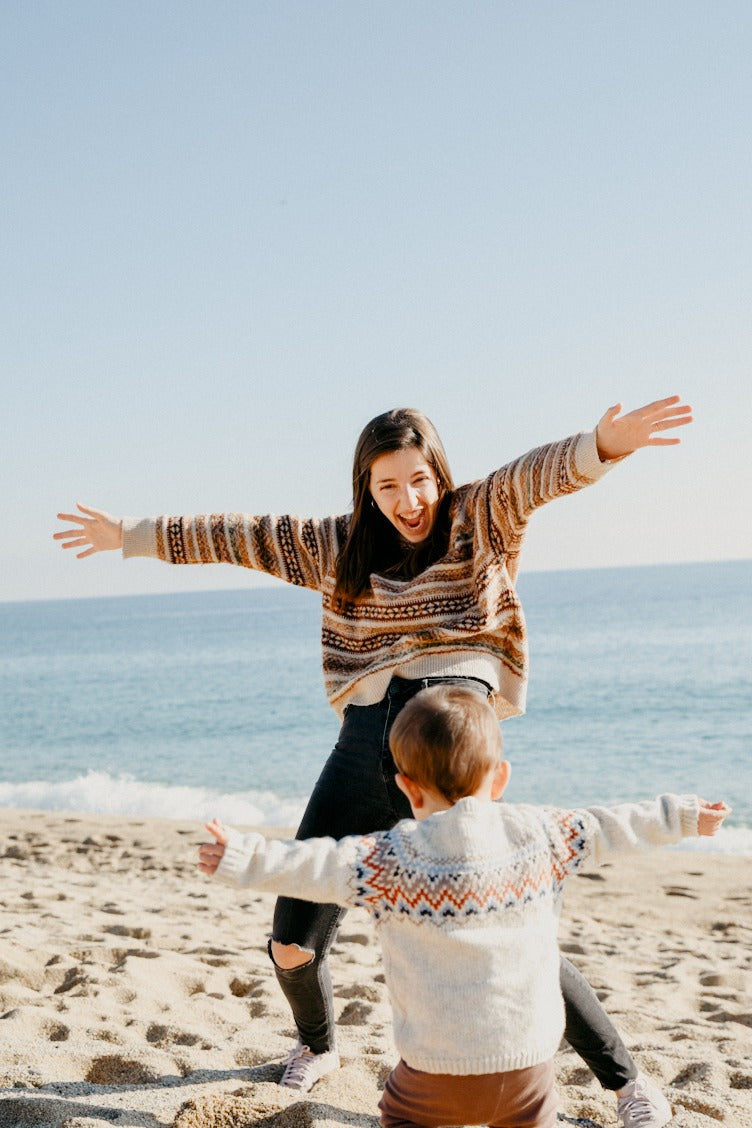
[279,1041,340,1091]
[616,1074,672,1127]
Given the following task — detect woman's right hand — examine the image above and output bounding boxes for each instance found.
[53,503,123,558]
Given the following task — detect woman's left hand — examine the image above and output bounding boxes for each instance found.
[595,395,693,461]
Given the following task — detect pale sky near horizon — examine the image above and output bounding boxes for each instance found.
[2,1,751,603]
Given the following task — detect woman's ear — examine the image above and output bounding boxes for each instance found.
[491,760,511,800]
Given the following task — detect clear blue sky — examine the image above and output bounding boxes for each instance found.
[2,1,750,602]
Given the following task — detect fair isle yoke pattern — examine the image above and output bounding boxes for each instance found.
[123,431,609,716]
[351,810,589,924]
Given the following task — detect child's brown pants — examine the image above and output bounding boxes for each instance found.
[378,1058,557,1128]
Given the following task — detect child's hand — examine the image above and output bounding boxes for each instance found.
[697,800,731,837]
[198,818,229,875]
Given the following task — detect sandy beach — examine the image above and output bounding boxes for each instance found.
[0,809,749,1128]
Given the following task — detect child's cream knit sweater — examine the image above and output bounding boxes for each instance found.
[213,793,699,1075]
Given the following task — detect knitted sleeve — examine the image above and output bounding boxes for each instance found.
[542,795,700,877]
[121,512,348,591]
[480,430,612,567]
[212,827,377,908]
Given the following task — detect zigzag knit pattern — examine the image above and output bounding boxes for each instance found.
[352,810,589,925]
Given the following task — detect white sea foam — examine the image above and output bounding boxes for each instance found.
[0,772,306,830]
[670,825,752,856]
[0,772,750,854]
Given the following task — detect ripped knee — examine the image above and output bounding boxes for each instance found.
[269,939,315,971]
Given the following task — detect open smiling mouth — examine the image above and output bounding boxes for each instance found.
[399,511,426,535]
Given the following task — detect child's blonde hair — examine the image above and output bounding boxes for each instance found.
[389,685,502,803]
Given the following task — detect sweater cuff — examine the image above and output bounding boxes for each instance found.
[677,795,701,838]
[214,828,264,885]
[122,516,159,559]
[574,430,622,481]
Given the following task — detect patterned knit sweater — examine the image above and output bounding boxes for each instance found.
[122,430,612,718]
[213,793,700,1075]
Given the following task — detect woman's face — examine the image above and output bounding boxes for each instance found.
[369,447,439,544]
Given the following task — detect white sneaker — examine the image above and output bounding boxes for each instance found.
[279,1041,340,1092]
[616,1074,672,1127]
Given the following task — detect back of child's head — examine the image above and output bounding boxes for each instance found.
[389,685,502,803]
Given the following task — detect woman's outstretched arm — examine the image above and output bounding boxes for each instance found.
[54,503,343,591]
[53,504,123,558]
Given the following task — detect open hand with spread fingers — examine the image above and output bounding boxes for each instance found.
[595,394,693,461]
[53,503,123,559]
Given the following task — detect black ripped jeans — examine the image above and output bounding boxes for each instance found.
[270,676,637,1091]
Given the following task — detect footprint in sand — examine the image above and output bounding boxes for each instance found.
[337,999,374,1025]
[229,975,267,998]
[51,965,89,995]
[173,1094,295,1128]
[670,1091,726,1120]
[233,1047,283,1071]
[113,947,160,964]
[85,1053,159,1085]
[44,1020,69,1042]
[662,885,699,899]
[106,923,152,939]
[146,1022,202,1048]
[671,1061,712,1087]
[699,969,747,990]
[336,983,382,1003]
[706,1009,752,1028]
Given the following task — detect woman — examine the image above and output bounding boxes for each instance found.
[56,394,690,1127]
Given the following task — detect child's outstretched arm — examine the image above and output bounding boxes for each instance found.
[572,794,730,868]
[196,819,370,909]
[595,394,692,461]
[198,819,229,876]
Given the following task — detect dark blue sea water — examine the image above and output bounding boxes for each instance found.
[1,560,750,853]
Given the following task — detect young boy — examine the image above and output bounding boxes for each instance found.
[198,685,730,1128]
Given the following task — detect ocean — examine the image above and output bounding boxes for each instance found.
[1,559,750,854]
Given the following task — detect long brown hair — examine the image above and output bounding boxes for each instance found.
[333,408,455,608]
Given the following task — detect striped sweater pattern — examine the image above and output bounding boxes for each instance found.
[122,430,611,716]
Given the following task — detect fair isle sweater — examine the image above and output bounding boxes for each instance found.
[214,794,700,1075]
[122,430,613,718]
